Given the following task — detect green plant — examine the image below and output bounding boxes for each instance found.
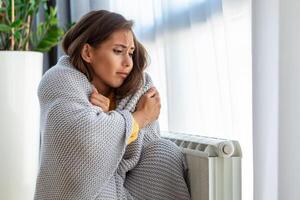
[0,0,64,52]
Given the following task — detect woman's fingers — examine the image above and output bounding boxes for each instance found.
[90,87,110,111]
[92,86,99,94]
[146,87,158,98]
[90,97,109,112]
[92,86,109,104]
[90,97,101,106]
[91,91,110,106]
[90,96,106,107]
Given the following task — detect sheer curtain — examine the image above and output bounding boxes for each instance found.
[108,1,252,199]
[57,0,252,199]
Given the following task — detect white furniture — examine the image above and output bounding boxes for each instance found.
[0,51,43,200]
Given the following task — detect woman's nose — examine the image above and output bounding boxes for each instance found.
[122,55,132,67]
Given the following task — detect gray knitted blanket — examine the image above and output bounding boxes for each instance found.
[34,56,191,200]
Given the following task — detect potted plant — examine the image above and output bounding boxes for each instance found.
[0,0,64,199]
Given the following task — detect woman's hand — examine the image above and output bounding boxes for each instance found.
[133,87,161,129]
[89,87,110,112]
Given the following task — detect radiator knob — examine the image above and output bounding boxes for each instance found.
[223,145,233,154]
[219,142,235,157]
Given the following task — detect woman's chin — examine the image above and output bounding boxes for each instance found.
[110,81,124,88]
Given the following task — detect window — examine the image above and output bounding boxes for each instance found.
[109,0,252,199]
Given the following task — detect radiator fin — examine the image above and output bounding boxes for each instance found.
[162,131,242,200]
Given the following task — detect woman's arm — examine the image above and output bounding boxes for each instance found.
[36,66,133,199]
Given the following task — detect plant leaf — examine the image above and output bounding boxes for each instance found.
[10,19,22,28]
[0,23,11,32]
[34,26,64,52]
[0,8,6,13]
[14,30,21,40]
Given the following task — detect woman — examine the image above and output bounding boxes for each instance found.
[34,10,191,200]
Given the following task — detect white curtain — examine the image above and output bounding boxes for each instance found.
[109,1,252,199]
[58,0,252,199]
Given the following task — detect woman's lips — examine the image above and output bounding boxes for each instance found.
[117,72,128,79]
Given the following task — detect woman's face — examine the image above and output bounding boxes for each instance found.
[87,29,135,94]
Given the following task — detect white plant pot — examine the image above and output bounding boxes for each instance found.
[0,51,43,200]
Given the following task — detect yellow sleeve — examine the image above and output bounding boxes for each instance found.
[127,117,140,145]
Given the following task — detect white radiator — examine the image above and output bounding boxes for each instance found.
[162,132,242,200]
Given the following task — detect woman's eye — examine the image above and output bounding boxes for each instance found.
[113,49,133,57]
[113,49,122,54]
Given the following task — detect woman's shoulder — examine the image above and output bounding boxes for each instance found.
[43,56,79,78]
[38,56,92,99]
[42,56,89,86]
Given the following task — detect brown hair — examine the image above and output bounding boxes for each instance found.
[62,10,148,99]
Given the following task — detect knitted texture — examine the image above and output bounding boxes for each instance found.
[34,56,191,200]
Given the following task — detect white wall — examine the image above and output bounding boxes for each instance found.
[252,0,279,199]
[253,0,300,199]
[279,0,300,199]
